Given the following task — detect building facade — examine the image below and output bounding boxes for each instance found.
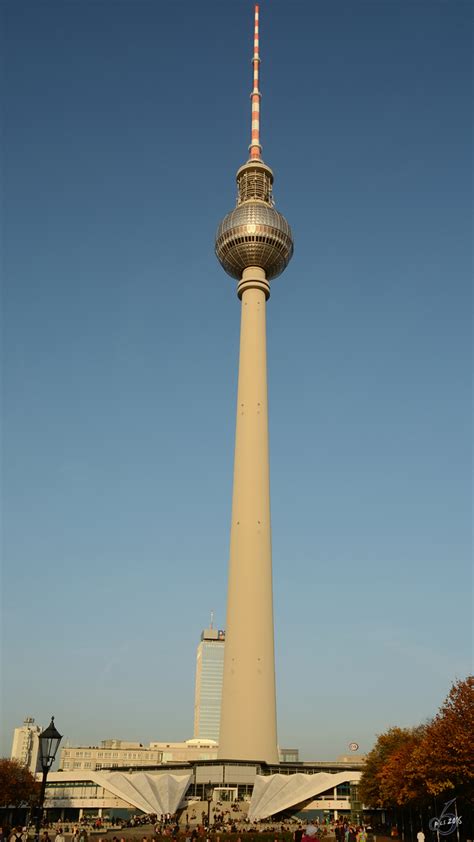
[193,627,225,742]
[41,761,362,822]
[59,736,299,770]
[149,739,218,762]
[10,716,42,774]
[278,748,299,763]
[59,739,225,770]
[59,740,163,771]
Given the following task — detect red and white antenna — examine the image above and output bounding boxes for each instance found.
[249,4,262,160]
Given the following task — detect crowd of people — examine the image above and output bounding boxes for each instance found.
[1,814,376,842]
[333,821,369,842]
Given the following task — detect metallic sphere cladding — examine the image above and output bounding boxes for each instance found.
[215,201,293,281]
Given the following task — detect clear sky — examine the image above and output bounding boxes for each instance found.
[2,0,472,761]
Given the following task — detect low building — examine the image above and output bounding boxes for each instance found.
[59,740,163,771]
[60,738,299,769]
[42,759,362,823]
[279,748,299,763]
[149,739,219,762]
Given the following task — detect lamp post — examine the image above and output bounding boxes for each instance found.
[35,717,62,841]
[206,782,213,828]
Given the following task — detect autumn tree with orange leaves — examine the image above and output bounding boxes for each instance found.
[359,726,426,808]
[413,676,474,803]
[0,758,39,808]
[359,676,474,809]
[378,725,428,806]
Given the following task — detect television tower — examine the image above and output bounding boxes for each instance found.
[215,4,293,764]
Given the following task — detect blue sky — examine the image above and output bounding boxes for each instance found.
[2,0,472,761]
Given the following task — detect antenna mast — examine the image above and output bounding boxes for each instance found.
[250,4,262,160]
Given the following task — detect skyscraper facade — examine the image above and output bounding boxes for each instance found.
[215,5,293,763]
[10,716,42,774]
[193,627,225,742]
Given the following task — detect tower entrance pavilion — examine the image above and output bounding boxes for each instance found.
[43,759,363,824]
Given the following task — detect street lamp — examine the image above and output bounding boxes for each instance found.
[206,782,213,828]
[35,717,62,841]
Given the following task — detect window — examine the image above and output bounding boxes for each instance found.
[337,784,351,796]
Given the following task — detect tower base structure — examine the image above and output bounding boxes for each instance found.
[42,760,365,824]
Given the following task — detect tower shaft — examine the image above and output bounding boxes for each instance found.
[218,267,278,764]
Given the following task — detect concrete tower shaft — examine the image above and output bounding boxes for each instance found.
[216,5,293,765]
[218,266,277,762]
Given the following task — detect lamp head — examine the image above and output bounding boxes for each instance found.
[39,716,62,771]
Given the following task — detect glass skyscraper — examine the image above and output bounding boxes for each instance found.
[193,627,225,742]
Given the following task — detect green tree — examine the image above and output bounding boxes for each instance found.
[0,758,39,808]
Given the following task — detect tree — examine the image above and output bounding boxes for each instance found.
[359,726,425,808]
[0,759,39,808]
[359,676,474,819]
[412,676,474,802]
[378,725,427,806]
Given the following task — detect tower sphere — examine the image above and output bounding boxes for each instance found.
[215,160,294,281]
[215,201,293,281]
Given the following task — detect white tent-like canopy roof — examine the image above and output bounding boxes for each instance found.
[248,771,362,821]
[86,771,192,815]
[91,772,192,813]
